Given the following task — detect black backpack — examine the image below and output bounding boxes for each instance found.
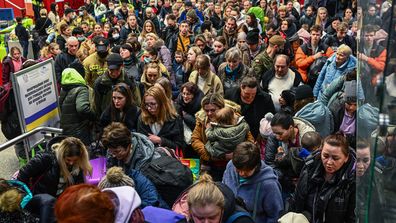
[140,151,193,207]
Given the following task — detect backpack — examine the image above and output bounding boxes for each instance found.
[0,83,11,121]
[140,151,193,207]
[295,101,334,137]
[358,103,379,139]
[300,43,329,88]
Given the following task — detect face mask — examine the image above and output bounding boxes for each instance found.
[144,57,152,63]
[97,51,109,58]
[79,11,84,16]
[78,36,86,42]
[71,15,77,19]
[112,33,120,39]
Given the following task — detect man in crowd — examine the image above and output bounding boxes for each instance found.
[84,37,109,87]
[55,37,79,84]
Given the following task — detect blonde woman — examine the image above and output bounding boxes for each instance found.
[315,7,329,31]
[137,85,185,150]
[17,137,92,197]
[173,173,254,222]
[183,46,203,82]
[138,20,157,46]
[39,42,61,61]
[141,61,162,93]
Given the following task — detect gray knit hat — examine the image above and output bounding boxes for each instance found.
[98,167,135,189]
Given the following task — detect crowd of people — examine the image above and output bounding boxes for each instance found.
[1,0,396,222]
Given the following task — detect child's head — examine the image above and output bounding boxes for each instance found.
[301,132,322,151]
[174,51,184,63]
[215,107,236,125]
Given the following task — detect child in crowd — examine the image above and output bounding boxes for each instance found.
[205,107,250,159]
[173,50,186,92]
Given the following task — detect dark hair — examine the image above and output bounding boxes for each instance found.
[180,82,200,96]
[60,23,69,34]
[50,2,57,14]
[16,17,23,23]
[101,122,132,149]
[357,138,370,150]
[167,14,176,20]
[323,133,349,156]
[232,142,261,170]
[214,36,227,46]
[72,27,84,36]
[363,24,377,34]
[301,132,322,151]
[111,83,133,121]
[266,23,277,32]
[145,46,158,56]
[240,75,258,88]
[310,24,323,33]
[271,112,294,130]
[247,13,258,28]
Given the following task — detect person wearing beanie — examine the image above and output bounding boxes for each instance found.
[186,9,202,35]
[120,43,139,82]
[98,167,168,208]
[236,32,251,66]
[245,30,265,61]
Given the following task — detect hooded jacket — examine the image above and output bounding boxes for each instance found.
[107,132,161,172]
[222,160,283,223]
[2,55,27,85]
[205,117,250,159]
[103,186,142,223]
[59,68,95,145]
[313,54,357,98]
[290,149,356,223]
[217,62,250,92]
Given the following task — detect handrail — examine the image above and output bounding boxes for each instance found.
[0,127,63,152]
[4,0,24,10]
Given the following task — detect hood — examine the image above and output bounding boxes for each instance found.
[102,186,141,223]
[297,28,310,45]
[215,182,237,222]
[328,54,357,69]
[293,117,316,138]
[129,132,161,169]
[61,68,86,85]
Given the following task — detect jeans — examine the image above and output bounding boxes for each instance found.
[19,40,29,58]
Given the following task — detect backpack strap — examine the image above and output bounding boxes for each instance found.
[252,183,262,221]
[225,212,252,223]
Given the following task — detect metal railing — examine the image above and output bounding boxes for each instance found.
[0,127,63,153]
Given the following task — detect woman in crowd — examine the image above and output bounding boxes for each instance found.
[290,133,356,223]
[56,24,72,51]
[209,36,227,72]
[39,43,61,61]
[17,137,92,197]
[245,13,262,34]
[137,85,185,150]
[100,83,140,132]
[2,47,26,86]
[343,8,355,27]
[140,62,162,94]
[139,20,157,46]
[108,26,122,47]
[120,43,139,82]
[175,82,204,133]
[88,23,108,39]
[184,173,254,223]
[188,55,223,96]
[55,184,144,223]
[183,46,203,83]
[266,112,316,200]
[217,47,250,92]
[315,7,330,30]
[48,2,60,24]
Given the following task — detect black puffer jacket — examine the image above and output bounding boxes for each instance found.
[137,115,186,150]
[100,105,140,132]
[290,149,356,223]
[59,68,95,145]
[209,50,226,73]
[17,151,85,197]
[174,90,204,130]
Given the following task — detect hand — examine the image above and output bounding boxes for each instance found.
[358,52,369,62]
[277,146,284,153]
[148,134,162,144]
[279,97,286,106]
[313,52,323,59]
[206,122,212,129]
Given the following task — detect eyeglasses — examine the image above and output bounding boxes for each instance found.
[145,102,158,109]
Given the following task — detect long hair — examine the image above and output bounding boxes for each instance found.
[53,137,92,186]
[110,83,134,122]
[40,43,59,59]
[140,20,157,39]
[142,62,161,89]
[315,7,328,26]
[184,46,203,75]
[141,85,177,125]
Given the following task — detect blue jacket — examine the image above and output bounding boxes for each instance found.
[222,160,283,223]
[128,169,168,209]
[313,54,356,98]
[178,9,204,24]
